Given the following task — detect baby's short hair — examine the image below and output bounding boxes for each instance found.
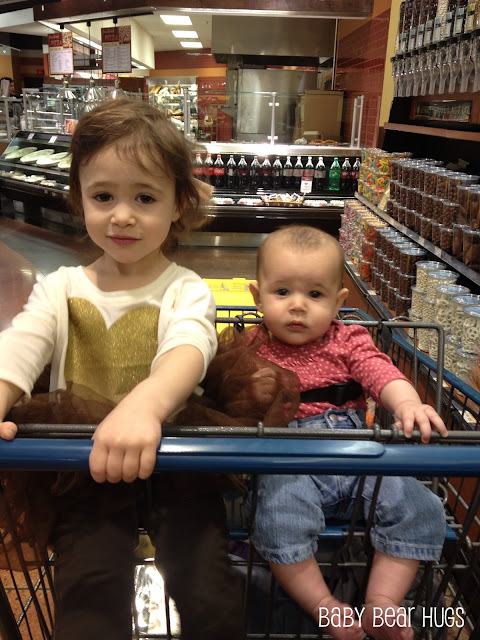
[257,225,345,286]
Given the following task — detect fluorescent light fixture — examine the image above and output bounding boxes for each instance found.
[180,41,203,48]
[160,15,192,25]
[172,30,198,38]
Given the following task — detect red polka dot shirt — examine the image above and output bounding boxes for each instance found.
[256,320,410,419]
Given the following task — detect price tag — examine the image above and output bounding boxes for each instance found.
[48,135,58,144]
[300,177,313,194]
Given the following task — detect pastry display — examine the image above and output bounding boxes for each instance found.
[40,179,59,188]
[261,193,304,207]
[308,139,339,146]
[24,175,46,184]
[20,149,55,164]
[304,199,328,207]
[212,197,234,205]
[237,197,263,206]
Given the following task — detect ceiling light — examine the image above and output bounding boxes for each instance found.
[180,41,203,48]
[160,15,192,25]
[172,30,198,38]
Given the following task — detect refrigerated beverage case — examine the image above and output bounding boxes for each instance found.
[314,156,326,191]
[226,154,237,189]
[204,153,214,185]
[214,154,225,189]
[283,155,293,189]
[301,156,314,193]
[341,158,352,192]
[329,157,341,191]
[293,156,304,190]
[250,155,261,190]
[352,158,361,192]
[237,155,248,189]
[272,156,283,190]
[192,153,204,181]
[261,157,272,190]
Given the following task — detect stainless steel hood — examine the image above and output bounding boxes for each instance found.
[212,15,336,67]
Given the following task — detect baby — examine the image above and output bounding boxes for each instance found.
[247,224,447,640]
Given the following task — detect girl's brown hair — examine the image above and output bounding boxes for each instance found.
[68,98,207,243]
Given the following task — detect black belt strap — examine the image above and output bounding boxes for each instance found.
[300,381,364,406]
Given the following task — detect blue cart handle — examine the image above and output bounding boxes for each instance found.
[0,437,479,476]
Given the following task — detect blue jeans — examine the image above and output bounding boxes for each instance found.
[251,409,446,565]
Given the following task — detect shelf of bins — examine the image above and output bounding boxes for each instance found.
[355,193,480,287]
[383,123,480,144]
[344,258,399,321]
[346,259,480,425]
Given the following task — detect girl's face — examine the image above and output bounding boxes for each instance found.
[250,242,348,346]
[80,146,180,275]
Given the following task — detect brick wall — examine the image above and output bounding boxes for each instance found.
[336,9,390,147]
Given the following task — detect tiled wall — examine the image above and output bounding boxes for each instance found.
[336,9,390,147]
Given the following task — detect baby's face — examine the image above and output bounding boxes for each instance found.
[251,243,347,346]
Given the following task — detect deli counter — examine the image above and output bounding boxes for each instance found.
[0,133,361,236]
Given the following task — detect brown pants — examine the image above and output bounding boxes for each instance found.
[50,474,244,640]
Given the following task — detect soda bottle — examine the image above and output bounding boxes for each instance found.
[261,157,272,190]
[329,157,341,191]
[283,155,293,189]
[237,155,248,189]
[214,154,225,189]
[352,157,361,192]
[341,158,352,192]
[226,155,237,190]
[301,156,314,193]
[250,155,261,190]
[192,152,204,182]
[204,153,214,185]
[293,156,304,190]
[314,156,326,191]
[272,156,283,190]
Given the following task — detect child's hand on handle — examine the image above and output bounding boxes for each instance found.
[380,378,448,444]
[89,344,206,484]
[89,401,162,483]
[393,400,448,444]
[0,421,17,440]
[0,380,24,441]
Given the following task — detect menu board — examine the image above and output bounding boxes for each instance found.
[101,26,132,73]
[48,32,74,76]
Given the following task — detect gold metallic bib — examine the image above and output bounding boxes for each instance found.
[64,298,159,405]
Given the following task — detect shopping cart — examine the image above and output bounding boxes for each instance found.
[0,307,479,640]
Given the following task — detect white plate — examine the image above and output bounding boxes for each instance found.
[4,147,38,160]
[58,155,72,170]
[36,152,69,167]
[20,149,55,164]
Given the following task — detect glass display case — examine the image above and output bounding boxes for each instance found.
[147,78,198,134]
[0,130,71,212]
[0,98,23,142]
[22,89,86,135]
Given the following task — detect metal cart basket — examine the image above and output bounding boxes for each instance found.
[0,307,479,640]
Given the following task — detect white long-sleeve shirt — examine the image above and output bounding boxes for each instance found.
[0,264,217,403]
